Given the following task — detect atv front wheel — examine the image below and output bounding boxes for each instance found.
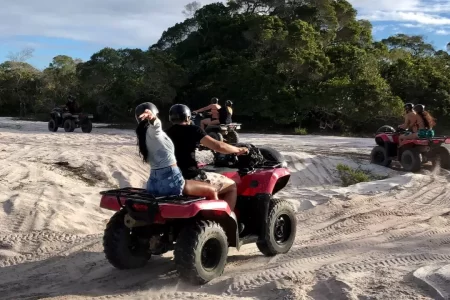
[257,199,296,257]
[226,130,239,144]
[81,119,93,133]
[208,132,224,142]
[48,119,58,132]
[174,220,228,284]
[63,119,75,132]
[401,149,421,172]
[103,210,151,269]
[370,146,391,167]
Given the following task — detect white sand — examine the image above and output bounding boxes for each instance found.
[0,117,449,300]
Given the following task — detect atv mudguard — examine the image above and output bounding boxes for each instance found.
[222,167,290,197]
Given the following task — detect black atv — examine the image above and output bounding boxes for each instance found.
[48,106,93,133]
[191,112,241,144]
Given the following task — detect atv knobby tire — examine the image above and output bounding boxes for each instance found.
[208,132,224,142]
[257,199,296,257]
[48,119,58,132]
[81,119,93,133]
[401,149,421,172]
[103,210,151,269]
[174,220,228,284]
[63,119,75,132]
[226,130,239,144]
[370,146,391,167]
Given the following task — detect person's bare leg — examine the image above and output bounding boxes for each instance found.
[202,172,237,210]
[183,180,218,199]
[218,183,237,210]
[201,118,211,130]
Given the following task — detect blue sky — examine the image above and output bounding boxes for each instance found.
[1,0,449,70]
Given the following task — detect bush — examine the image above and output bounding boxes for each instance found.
[336,163,386,187]
[294,127,308,135]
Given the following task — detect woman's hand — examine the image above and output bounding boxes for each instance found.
[139,109,156,121]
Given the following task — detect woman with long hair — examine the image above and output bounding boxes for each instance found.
[135,102,218,199]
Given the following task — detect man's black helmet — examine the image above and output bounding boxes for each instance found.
[225,100,233,106]
[211,97,219,104]
[135,102,159,123]
[68,94,76,102]
[404,102,414,111]
[414,104,425,113]
[169,104,191,123]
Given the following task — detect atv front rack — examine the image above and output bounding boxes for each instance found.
[100,187,206,209]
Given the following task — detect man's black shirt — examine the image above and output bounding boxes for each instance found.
[166,124,207,179]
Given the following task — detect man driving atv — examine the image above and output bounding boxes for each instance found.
[65,95,80,115]
[398,102,417,143]
[166,103,248,212]
[193,97,221,130]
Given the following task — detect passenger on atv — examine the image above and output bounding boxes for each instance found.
[193,97,221,130]
[165,104,248,213]
[218,100,233,125]
[134,102,220,201]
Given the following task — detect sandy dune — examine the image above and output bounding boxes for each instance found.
[0,117,449,300]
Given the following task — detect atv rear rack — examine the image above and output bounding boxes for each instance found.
[100,187,206,208]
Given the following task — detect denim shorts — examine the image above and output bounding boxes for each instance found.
[146,166,185,197]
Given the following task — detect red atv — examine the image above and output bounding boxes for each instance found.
[370,125,450,172]
[98,146,296,284]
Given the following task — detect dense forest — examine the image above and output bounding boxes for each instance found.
[1,0,450,134]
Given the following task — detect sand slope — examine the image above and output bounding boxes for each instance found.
[0,118,449,300]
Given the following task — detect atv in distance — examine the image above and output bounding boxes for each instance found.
[191,111,241,144]
[48,106,93,133]
[370,125,450,172]
[99,146,296,284]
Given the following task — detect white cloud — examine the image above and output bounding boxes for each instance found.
[0,0,219,47]
[436,29,450,35]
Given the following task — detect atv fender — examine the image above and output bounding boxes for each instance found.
[223,168,291,197]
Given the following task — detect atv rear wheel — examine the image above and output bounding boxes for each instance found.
[63,119,75,132]
[226,130,239,144]
[103,210,151,269]
[370,146,391,167]
[401,149,421,172]
[174,220,228,284]
[81,119,93,133]
[208,132,224,142]
[48,119,58,132]
[257,199,296,257]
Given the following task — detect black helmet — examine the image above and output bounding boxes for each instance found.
[404,102,414,111]
[135,102,159,123]
[414,104,425,113]
[68,95,76,102]
[225,100,233,107]
[169,104,191,123]
[211,97,219,104]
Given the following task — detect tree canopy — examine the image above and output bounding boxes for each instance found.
[1,0,449,133]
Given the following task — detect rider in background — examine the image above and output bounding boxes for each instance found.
[218,100,233,125]
[166,103,248,212]
[398,102,417,143]
[134,102,218,200]
[66,95,80,114]
[193,97,221,130]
